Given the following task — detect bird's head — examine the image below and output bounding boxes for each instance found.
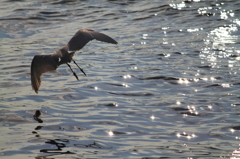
[58,47,74,64]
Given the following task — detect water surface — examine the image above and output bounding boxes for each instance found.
[1,0,240,158]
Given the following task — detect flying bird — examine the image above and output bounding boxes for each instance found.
[31,29,118,93]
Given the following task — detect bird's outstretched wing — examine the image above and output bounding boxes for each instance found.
[31,54,59,93]
[67,29,118,51]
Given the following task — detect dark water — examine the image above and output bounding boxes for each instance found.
[1,0,240,158]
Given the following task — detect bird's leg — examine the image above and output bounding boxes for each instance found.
[72,59,87,76]
[66,63,79,80]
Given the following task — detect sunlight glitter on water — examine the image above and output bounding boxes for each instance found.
[198,7,214,16]
[187,28,203,33]
[113,103,118,107]
[221,83,231,88]
[170,2,186,10]
[130,66,137,70]
[208,105,213,109]
[201,77,208,81]
[142,34,148,39]
[231,152,240,159]
[193,78,199,82]
[108,131,114,137]
[210,25,238,45]
[187,105,196,111]
[178,78,189,84]
[176,132,197,139]
[123,75,131,79]
[210,77,216,81]
[122,83,129,87]
[150,115,155,120]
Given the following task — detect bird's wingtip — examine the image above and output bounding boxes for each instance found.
[33,88,38,94]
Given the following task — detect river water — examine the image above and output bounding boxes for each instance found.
[1,0,240,158]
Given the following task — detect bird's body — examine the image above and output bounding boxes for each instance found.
[31,29,117,93]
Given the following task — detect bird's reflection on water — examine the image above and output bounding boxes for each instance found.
[74,141,112,149]
[32,110,113,158]
[33,110,74,156]
[33,110,43,123]
[40,139,74,154]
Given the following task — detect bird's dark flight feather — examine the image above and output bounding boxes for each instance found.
[68,29,118,51]
[31,54,59,93]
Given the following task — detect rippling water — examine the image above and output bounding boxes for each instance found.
[1,0,240,158]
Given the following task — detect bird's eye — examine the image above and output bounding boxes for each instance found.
[58,58,61,62]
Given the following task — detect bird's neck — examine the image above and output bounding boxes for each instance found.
[59,51,75,65]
